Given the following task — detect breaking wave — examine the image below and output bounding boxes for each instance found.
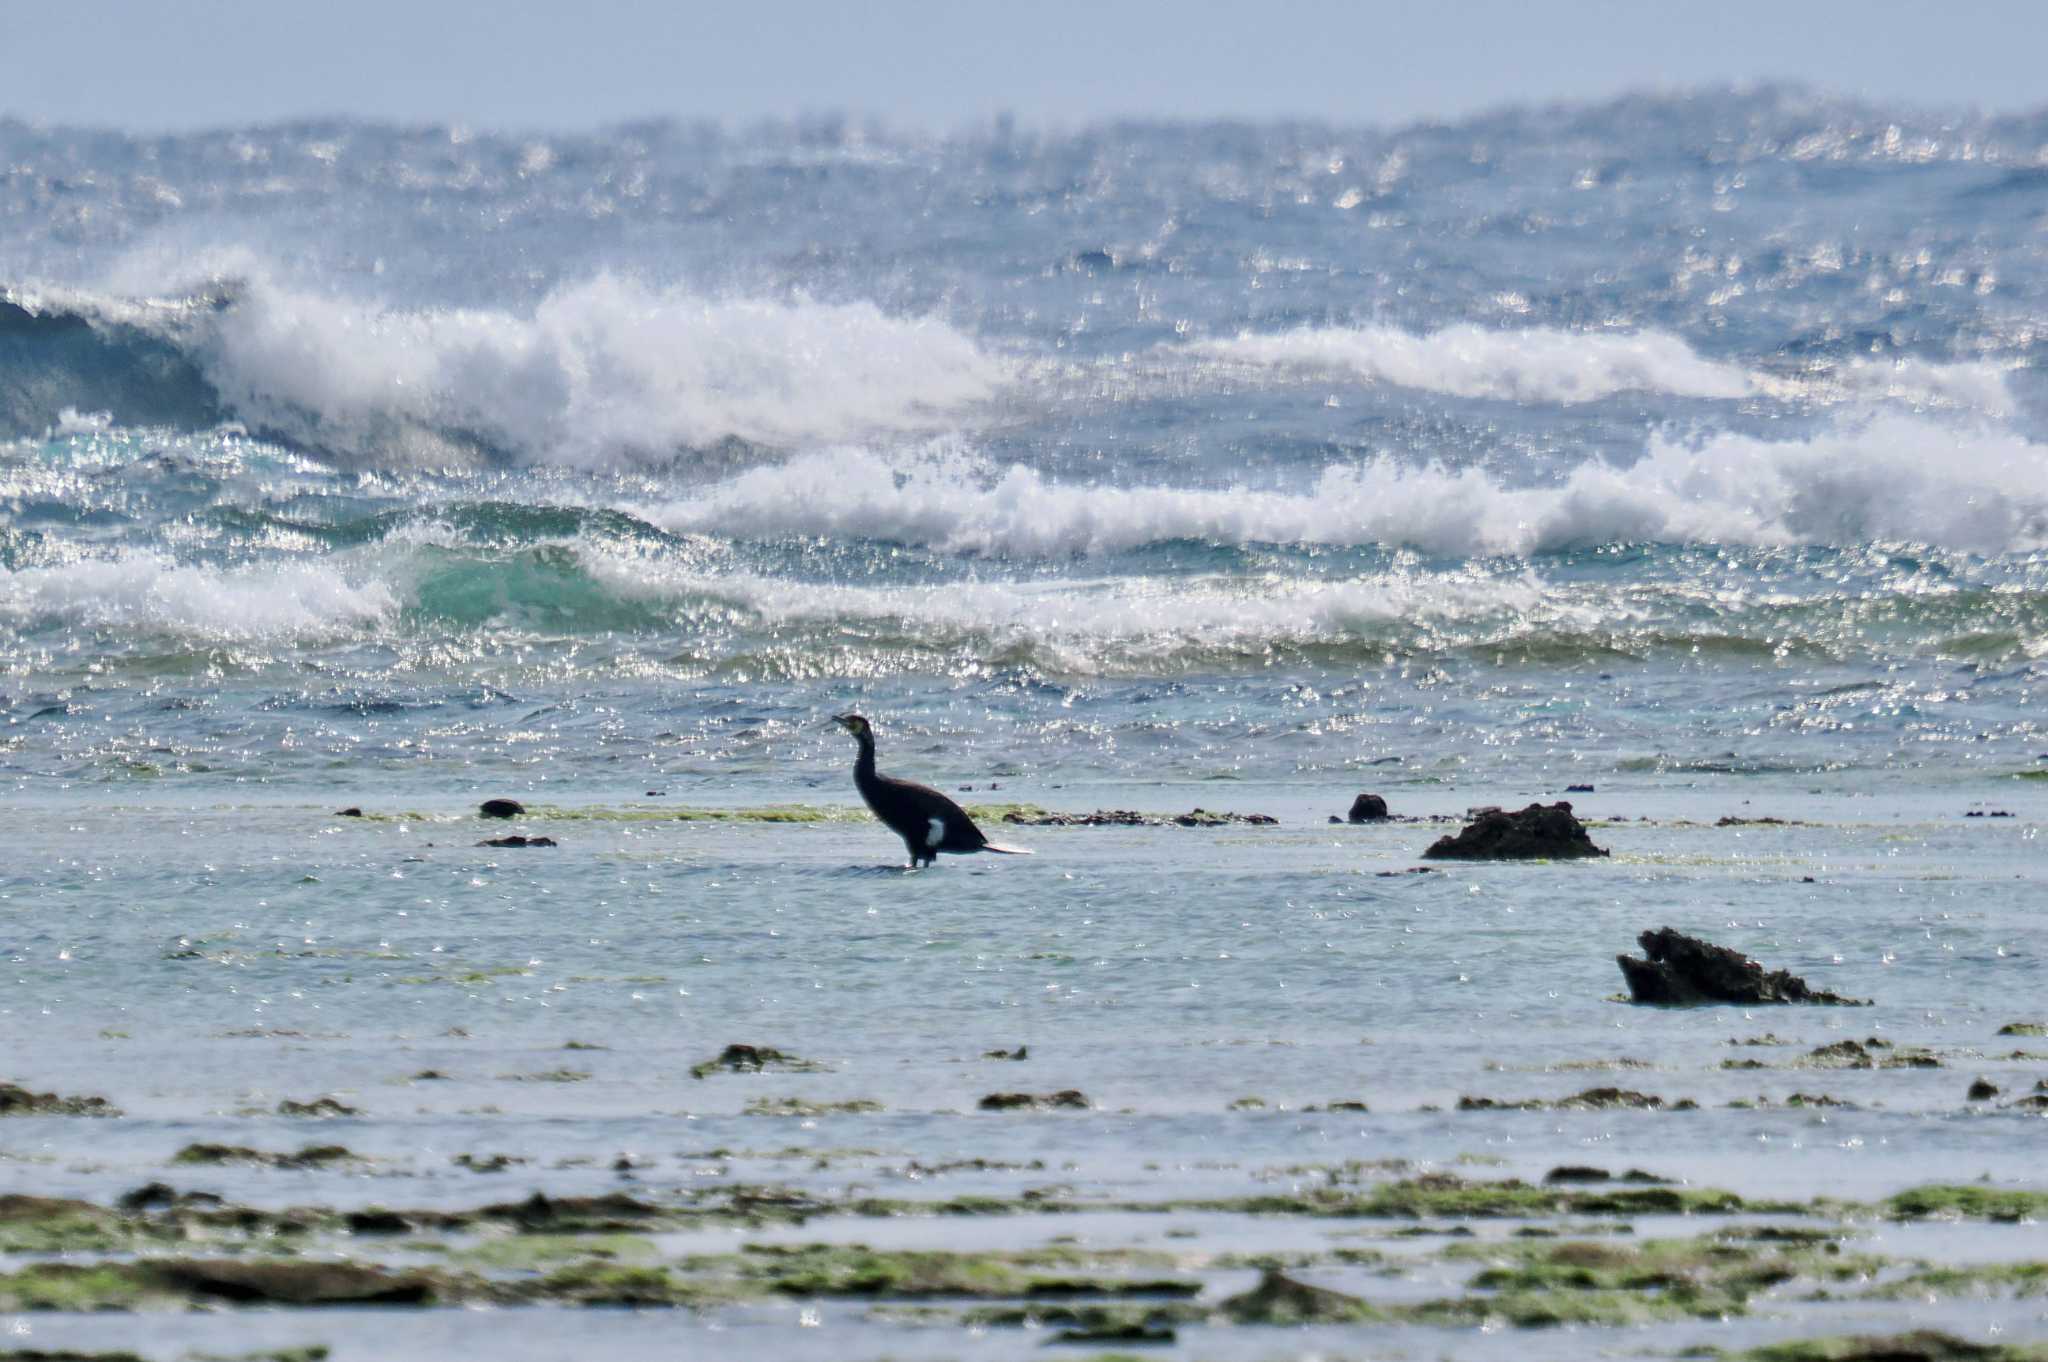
[645,416,2048,557]
[1,274,1011,464]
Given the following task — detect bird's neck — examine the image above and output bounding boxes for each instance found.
[852,736,877,787]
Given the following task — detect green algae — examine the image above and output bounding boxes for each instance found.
[0,1195,135,1254]
[1886,1185,2048,1221]
[171,1143,359,1169]
[1444,1233,1884,1320]
[454,1232,660,1270]
[725,1243,1198,1299]
[1866,1261,2048,1298]
[0,1260,450,1311]
[1996,1021,2048,1037]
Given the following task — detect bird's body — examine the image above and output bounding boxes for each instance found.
[834,714,1031,867]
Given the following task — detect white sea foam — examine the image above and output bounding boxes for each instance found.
[645,417,2048,557]
[1189,323,1755,403]
[0,554,396,640]
[1189,323,2021,417]
[573,546,1561,672]
[187,273,1010,465]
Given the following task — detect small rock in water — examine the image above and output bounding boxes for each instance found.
[1616,927,1869,1006]
[981,1046,1028,1061]
[978,1089,1089,1111]
[689,1044,825,1079]
[1347,793,1389,822]
[1967,1078,2001,1101]
[1544,1165,1612,1183]
[1565,783,1595,793]
[335,807,364,817]
[478,835,557,848]
[479,798,525,819]
[1423,801,1608,860]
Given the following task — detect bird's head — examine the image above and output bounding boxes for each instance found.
[833,713,872,739]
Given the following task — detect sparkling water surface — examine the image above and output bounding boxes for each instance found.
[4,87,2048,1359]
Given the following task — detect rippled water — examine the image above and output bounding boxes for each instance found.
[4,88,2047,1358]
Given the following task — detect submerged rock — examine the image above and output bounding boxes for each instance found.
[977,1090,1090,1111]
[478,799,525,819]
[1422,802,1608,860]
[1219,1269,1377,1324]
[1347,793,1389,822]
[477,835,557,848]
[0,1082,121,1117]
[1616,927,1869,1006]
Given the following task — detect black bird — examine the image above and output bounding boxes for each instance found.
[833,714,1032,867]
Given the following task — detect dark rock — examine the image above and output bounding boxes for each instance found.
[1967,1078,2001,1101]
[1616,927,1869,1006]
[1219,1269,1376,1324]
[978,1090,1089,1111]
[1347,793,1389,822]
[478,799,524,819]
[1544,1165,1612,1183]
[335,807,364,817]
[0,1081,121,1117]
[475,1191,660,1231]
[1373,866,1437,877]
[149,1257,438,1305]
[345,1209,413,1234]
[1565,783,1595,793]
[1422,801,1608,860]
[277,1097,359,1117]
[689,1044,823,1079]
[477,835,556,848]
[981,1046,1028,1061]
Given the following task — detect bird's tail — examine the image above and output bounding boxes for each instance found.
[980,842,1034,855]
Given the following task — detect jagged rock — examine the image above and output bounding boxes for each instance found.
[1422,802,1607,860]
[478,799,524,819]
[1616,927,1868,1006]
[477,835,556,848]
[1968,1078,2001,1101]
[1347,793,1389,822]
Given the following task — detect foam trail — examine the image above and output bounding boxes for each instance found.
[646,416,2048,557]
[1189,323,1754,403]
[0,554,397,640]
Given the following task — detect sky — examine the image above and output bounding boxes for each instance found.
[4,0,2044,131]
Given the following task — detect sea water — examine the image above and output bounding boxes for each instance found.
[2,89,2046,1359]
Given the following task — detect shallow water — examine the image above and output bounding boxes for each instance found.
[5,88,2048,1359]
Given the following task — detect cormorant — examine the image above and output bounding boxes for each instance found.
[833,714,1032,867]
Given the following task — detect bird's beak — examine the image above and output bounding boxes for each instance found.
[830,714,850,729]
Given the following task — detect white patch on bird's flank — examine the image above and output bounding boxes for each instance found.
[926,817,945,847]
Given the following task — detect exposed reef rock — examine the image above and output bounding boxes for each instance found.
[0,1082,121,1117]
[1616,928,1868,1006]
[478,799,525,819]
[1423,802,1608,860]
[1347,793,1389,822]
